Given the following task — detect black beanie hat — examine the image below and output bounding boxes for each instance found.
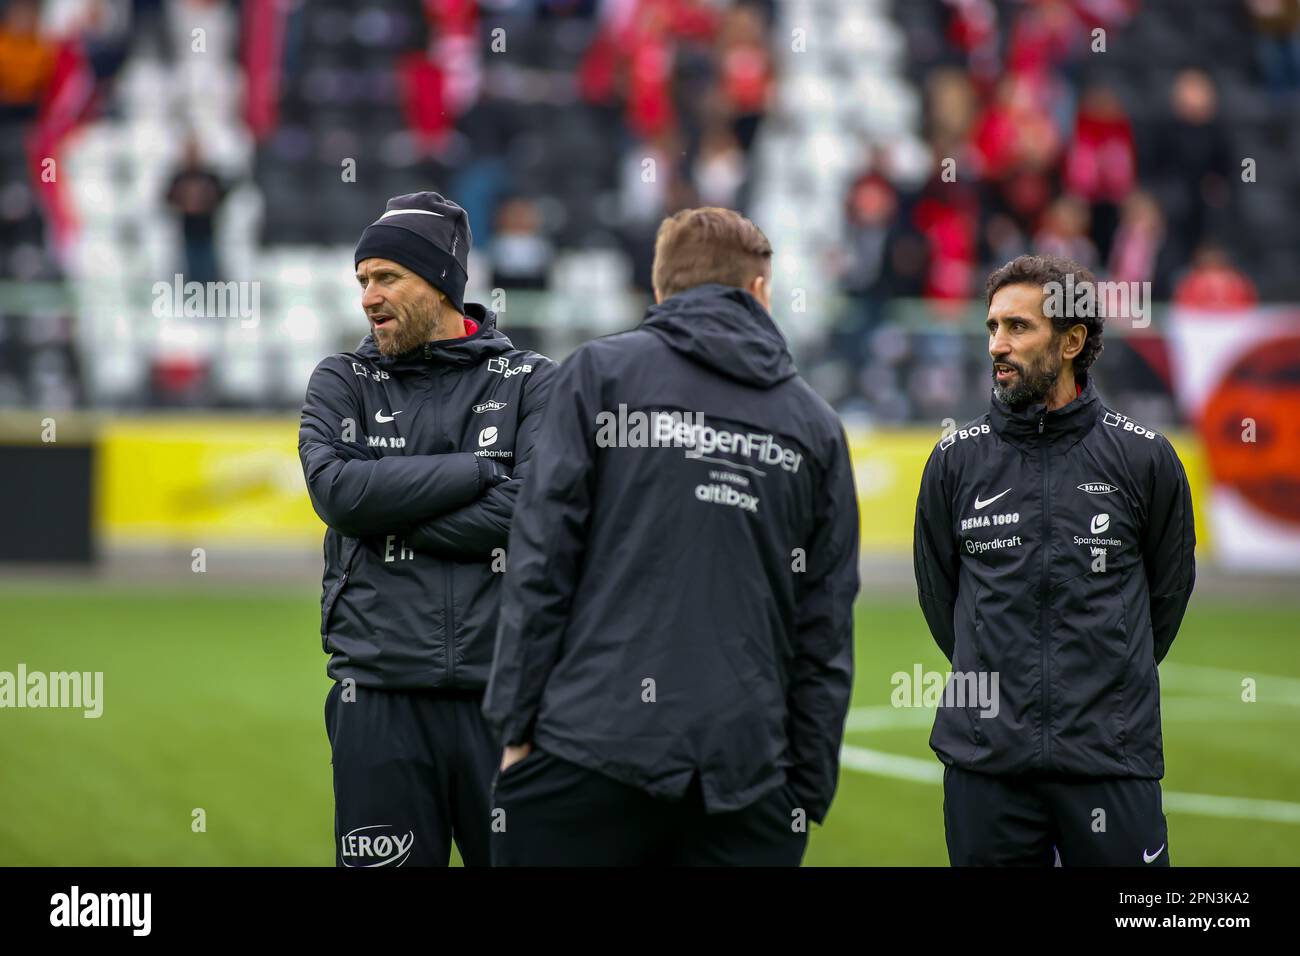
[354,192,472,314]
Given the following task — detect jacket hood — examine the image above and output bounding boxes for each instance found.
[640,283,797,388]
[356,302,515,369]
[989,373,1101,444]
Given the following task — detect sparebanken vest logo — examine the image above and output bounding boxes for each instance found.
[340,825,414,867]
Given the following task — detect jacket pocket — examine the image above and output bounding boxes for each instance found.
[964,583,988,746]
[321,537,361,650]
[1111,586,1130,762]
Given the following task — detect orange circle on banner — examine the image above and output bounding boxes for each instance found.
[1199,336,1300,527]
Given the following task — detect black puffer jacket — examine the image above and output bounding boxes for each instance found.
[914,378,1196,778]
[299,304,556,690]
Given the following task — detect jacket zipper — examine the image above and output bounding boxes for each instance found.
[428,356,457,685]
[1038,413,1051,770]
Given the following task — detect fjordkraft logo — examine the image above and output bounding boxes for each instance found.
[1078,482,1119,495]
[473,400,507,413]
[340,825,415,867]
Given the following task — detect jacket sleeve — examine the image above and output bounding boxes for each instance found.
[1143,436,1196,663]
[298,357,489,538]
[913,444,959,663]
[785,425,860,825]
[405,359,557,560]
[482,347,600,746]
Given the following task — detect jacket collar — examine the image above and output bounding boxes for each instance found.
[356,303,514,370]
[989,374,1101,446]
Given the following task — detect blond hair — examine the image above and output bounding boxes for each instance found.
[652,207,773,300]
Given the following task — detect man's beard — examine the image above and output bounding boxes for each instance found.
[992,348,1062,410]
[373,300,440,357]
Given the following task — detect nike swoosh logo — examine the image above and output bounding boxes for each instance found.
[374,410,402,423]
[973,488,1012,510]
[1143,844,1165,863]
[377,208,445,221]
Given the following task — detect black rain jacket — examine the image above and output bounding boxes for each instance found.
[484,284,860,821]
[914,378,1196,778]
[299,305,556,690]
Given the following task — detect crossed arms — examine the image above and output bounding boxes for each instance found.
[297,357,554,559]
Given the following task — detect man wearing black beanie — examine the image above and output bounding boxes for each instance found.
[299,191,556,867]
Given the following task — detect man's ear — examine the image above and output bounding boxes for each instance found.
[653,286,663,305]
[748,274,771,311]
[1061,323,1088,361]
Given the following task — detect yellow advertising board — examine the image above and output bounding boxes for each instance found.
[845,428,1211,555]
[96,418,1212,555]
[98,417,322,546]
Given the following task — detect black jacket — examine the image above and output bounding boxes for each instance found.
[299,305,556,690]
[483,284,860,821]
[913,378,1196,778]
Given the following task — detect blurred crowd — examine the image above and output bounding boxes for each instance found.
[1,0,1297,418]
[819,0,1299,422]
[834,1,1284,344]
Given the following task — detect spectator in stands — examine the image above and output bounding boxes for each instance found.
[926,67,977,162]
[1033,195,1097,268]
[0,0,55,122]
[1173,244,1258,311]
[1005,0,1084,80]
[837,171,902,354]
[1247,0,1300,96]
[1108,190,1167,290]
[164,135,228,285]
[490,196,553,291]
[912,172,979,310]
[129,0,173,64]
[969,75,1061,241]
[691,123,745,208]
[983,212,1028,270]
[81,0,132,97]
[1150,70,1231,277]
[716,3,771,155]
[1063,83,1135,264]
[944,0,999,82]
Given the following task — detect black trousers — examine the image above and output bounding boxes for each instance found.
[943,765,1171,867]
[325,682,499,867]
[490,748,808,866]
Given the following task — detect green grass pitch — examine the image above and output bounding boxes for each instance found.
[0,584,1296,865]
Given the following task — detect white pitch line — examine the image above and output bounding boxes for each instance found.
[841,743,941,784]
[1162,791,1300,824]
[848,699,1300,731]
[1159,662,1300,701]
[839,744,1300,824]
[848,661,1300,732]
